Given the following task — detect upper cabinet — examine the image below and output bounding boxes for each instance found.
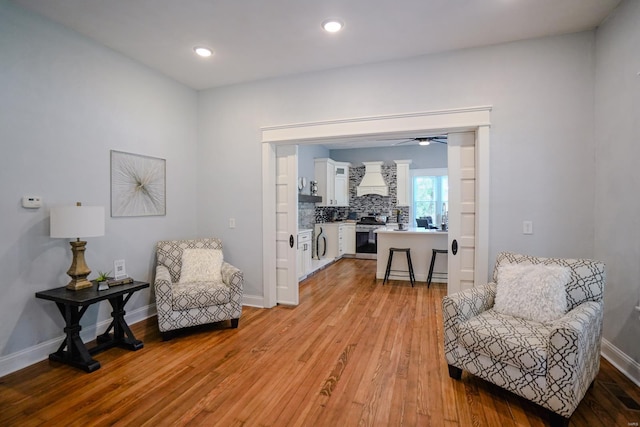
[334,162,350,206]
[395,160,412,206]
[315,158,350,207]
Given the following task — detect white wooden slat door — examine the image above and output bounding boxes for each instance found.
[275,145,299,305]
[447,132,476,294]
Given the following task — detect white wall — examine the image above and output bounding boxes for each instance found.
[6,0,636,381]
[298,145,329,186]
[594,0,640,371]
[329,144,447,169]
[198,32,596,300]
[0,1,198,367]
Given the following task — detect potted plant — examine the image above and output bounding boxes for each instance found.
[95,271,111,283]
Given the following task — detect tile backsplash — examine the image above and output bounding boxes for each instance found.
[313,163,409,224]
[299,201,316,230]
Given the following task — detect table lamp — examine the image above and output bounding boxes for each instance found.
[50,202,105,290]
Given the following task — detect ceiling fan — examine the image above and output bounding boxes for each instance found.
[382,135,448,146]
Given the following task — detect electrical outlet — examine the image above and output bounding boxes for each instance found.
[229,218,236,228]
[523,221,533,235]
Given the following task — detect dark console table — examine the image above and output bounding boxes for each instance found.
[35,281,149,372]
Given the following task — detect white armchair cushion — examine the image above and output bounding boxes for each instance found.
[179,248,223,284]
[494,264,570,323]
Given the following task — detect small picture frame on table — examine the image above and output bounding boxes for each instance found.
[114,259,127,280]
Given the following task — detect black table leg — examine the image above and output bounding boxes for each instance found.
[49,303,101,373]
[96,292,143,351]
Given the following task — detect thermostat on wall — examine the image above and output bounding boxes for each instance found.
[22,196,42,209]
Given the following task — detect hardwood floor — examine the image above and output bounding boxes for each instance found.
[1,258,638,426]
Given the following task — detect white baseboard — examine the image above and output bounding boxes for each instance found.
[0,304,156,378]
[601,338,640,387]
[243,294,265,308]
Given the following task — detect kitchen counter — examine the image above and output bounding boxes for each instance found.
[375,226,448,235]
[375,227,448,283]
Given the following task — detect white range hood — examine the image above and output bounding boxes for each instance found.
[357,161,389,196]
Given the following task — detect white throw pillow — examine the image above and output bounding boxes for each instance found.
[494,264,570,323]
[179,248,223,283]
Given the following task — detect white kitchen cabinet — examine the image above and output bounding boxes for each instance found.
[334,162,350,206]
[297,229,313,280]
[314,222,345,260]
[314,158,350,207]
[394,160,412,207]
[342,223,356,255]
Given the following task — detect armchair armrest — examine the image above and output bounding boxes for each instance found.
[442,283,497,365]
[221,261,244,308]
[547,301,604,417]
[443,282,497,323]
[546,301,603,416]
[154,265,174,326]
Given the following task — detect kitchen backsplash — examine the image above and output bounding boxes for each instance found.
[299,201,316,230]
[314,164,409,223]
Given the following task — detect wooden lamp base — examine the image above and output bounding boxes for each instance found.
[66,240,93,291]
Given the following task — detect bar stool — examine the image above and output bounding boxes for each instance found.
[427,249,448,288]
[383,248,416,287]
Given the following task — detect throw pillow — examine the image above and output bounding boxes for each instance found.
[179,248,223,283]
[494,264,570,323]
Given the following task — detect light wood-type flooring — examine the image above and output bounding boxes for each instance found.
[1,258,639,426]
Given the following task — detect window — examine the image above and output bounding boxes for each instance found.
[411,168,448,228]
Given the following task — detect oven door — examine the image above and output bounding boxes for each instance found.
[355,229,377,254]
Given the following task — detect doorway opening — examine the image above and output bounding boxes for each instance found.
[262,106,491,308]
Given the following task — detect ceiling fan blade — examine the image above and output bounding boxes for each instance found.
[392,139,414,145]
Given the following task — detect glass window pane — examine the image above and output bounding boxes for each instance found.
[412,174,448,226]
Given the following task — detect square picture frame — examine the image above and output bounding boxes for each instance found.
[111,150,166,217]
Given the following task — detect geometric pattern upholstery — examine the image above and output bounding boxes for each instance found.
[171,281,230,310]
[443,252,605,420]
[458,309,551,376]
[155,238,243,333]
[492,251,605,311]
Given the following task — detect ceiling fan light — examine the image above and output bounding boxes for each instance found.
[419,140,430,146]
[322,19,344,33]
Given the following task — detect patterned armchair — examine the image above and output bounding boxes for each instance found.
[442,252,605,427]
[155,238,243,340]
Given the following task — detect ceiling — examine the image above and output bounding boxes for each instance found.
[13,0,620,91]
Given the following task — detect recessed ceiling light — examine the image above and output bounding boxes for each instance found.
[322,19,344,33]
[193,46,213,57]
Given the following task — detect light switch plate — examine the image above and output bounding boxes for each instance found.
[523,221,533,235]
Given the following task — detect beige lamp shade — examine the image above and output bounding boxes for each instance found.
[50,205,105,238]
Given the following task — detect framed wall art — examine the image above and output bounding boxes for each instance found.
[110,150,166,217]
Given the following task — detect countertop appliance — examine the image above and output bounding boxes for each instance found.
[355,216,386,259]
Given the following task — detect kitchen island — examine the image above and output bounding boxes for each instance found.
[375,226,448,284]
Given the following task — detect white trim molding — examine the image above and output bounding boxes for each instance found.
[243,294,266,308]
[262,106,492,143]
[601,338,640,387]
[0,303,156,378]
[262,106,492,307]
